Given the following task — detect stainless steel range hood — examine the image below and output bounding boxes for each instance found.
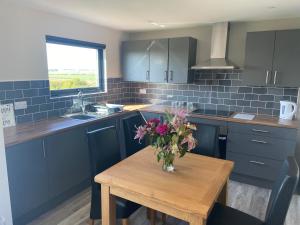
[192,22,238,70]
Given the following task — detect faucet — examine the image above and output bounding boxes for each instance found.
[77,90,85,114]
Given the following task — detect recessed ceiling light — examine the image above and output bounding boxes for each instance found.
[159,24,165,28]
[148,21,166,28]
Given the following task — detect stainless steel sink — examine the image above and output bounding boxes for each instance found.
[68,114,96,120]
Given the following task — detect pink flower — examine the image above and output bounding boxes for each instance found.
[176,109,187,119]
[155,124,168,136]
[148,118,160,125]
[134,125,146,143]
[181,133,196,151]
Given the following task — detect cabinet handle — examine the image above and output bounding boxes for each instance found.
[251,139,268,144]
[170,70,174,81]
[42,140,46,158]
[164,71,168,82]
[249,160,265,165]
[251,128,269,133]
[274,70,278,85]
[265,70,270,85]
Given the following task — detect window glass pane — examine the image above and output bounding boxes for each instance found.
[46,43,99,90]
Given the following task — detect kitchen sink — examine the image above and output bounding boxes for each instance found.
[69,114,96,120]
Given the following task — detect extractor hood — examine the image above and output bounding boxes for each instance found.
[192,22,238,70]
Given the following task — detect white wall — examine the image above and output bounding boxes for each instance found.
[129,18,300,68]
[0,1,128,81]
[0,119,13,225]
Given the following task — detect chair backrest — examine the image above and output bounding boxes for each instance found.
[192,123,219,157]
[265,156,299,225]
[122,112,146,157]
[86,126,121,219]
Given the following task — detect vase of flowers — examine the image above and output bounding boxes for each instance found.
[135,110,197,172]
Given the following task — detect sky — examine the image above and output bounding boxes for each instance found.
[46,43,99,71]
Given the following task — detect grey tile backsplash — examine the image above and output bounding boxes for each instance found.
[129,70,299,116]
[0,78,131,124]
[0,70,298,124]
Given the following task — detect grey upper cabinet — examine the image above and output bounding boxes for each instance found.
[272,30,300,87]
[243,29,300,87]
[122,37,197,83]
[122,40,150,82]
[149,39,169,83]
[6,139,49,223]
[168,37,197,83]
[242,31,275,86]
[45,127,90,199]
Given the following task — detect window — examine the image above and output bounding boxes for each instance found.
[46,36,106,97]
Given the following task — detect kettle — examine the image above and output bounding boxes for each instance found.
[280,101,297,120]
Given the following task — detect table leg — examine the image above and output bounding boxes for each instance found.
[189,216,206,225]
[217,179,228,205]
[101,184,116,225]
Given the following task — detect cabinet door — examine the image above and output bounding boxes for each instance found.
[242,31,275,86]
[169,37,191,83]
[45,127,90,199]
[272,30,300,87]
[149,39,169,83]
[6,139,48,221]
[122,40,150,82]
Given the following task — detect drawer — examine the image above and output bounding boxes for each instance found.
[227,152,283,181]
[228,122,297,140]
[227,133,296,160]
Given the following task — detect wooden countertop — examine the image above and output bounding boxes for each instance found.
[4,104,150,148]
[139,105,300,129]
[4,103,298,148]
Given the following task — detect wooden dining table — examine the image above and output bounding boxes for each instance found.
[95,146,234,225]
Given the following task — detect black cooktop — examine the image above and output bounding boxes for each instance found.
[192,109,234,117]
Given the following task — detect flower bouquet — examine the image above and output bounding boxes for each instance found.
[135,110,197,172]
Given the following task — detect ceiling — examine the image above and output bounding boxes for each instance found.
[12,0,300,31]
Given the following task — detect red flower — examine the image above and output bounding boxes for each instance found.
[155,124,168,136]
[148,118,160,124]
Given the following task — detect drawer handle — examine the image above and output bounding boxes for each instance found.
[251,139,268,144]
[249,160,265,165]
[251,129,269,133]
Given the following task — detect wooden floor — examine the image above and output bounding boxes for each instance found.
[28,180,300,225]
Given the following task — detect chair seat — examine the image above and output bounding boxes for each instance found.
[116,197,140,218]
[207,203,265,225]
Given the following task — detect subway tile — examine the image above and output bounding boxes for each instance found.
[267,88,283,95]
[6,90,23,99]
[25,105,40,114]
[238,87,252,93]
[259,95,275,101]
[31,80,45,88]
[236,100,251,107]
[244,94,258,100]
[251,101,266,108]
[0,91,5,100]
[258,108,273,115]
[32,96,46,105]
[253,87,267,94]
[38,88,50,96]
[17,114,33,124]
[219,80,231,86]
[33,112,48,121]
[14,81,30,89]
[284,88,298,96]
[23,89,39,97]
[0,82,14,90]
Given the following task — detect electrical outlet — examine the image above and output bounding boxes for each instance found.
[14,101,27,110]
[139,89,147,94]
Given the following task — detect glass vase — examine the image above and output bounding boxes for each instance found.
[162,152,175,172]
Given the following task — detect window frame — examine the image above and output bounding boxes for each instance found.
[45,35,106,97]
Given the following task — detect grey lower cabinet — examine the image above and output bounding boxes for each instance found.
[6,139,49,225]
[122,37,197,83]
[242,29,300,87]
[227,122,297,188]
[45,127,91,199]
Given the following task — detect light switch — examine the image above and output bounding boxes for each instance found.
[14,101,27,110]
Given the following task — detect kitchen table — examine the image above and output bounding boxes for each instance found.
[95,146,234,225]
